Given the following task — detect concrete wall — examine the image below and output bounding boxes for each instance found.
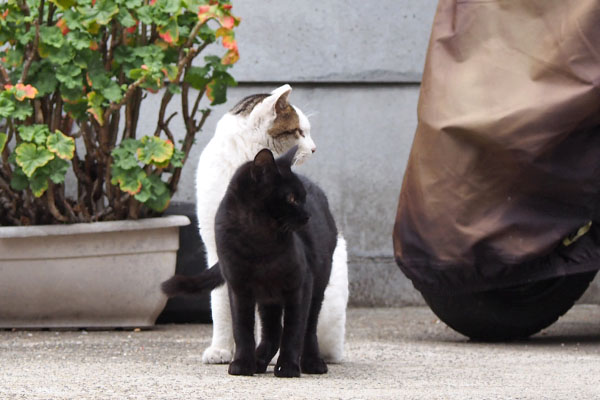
[148,0,600,305]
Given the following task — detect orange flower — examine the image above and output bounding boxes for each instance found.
[13,83,38,101]
[57,18,69,35]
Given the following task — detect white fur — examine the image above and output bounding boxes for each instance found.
[195,84,348,364]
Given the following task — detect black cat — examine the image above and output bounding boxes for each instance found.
[162,146,338,378]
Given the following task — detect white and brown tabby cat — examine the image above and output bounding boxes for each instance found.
[195,84,348,364]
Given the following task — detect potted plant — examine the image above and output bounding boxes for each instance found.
[0,0,239,328]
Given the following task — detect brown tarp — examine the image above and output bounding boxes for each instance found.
[393,0,600,294]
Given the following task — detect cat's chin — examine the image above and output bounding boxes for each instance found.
[293,152,312,166]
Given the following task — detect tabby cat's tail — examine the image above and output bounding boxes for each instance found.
[161,263,224,297]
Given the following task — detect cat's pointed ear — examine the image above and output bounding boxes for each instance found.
[278,145,299,167]
[251,148,277,181]
[250,84,292,121]
[270,84,292,114]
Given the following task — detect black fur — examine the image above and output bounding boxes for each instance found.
[162,146,337,378]
[161,263,224,296]
[218,146,337,377]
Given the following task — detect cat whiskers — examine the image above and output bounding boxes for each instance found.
[279,220,294,233]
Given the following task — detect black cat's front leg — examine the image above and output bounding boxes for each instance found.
[255,304,283,373]
[301,295,328,374]
[228,287,256,376]
[275,285,311,378]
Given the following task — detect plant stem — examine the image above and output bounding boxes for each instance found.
[46,183,68,222]
[0,64,10,86]
[105,76,146,122]
[20,19,40,84]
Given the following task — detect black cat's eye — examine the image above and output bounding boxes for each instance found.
[287,193,298,205]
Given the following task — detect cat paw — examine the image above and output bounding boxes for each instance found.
[274,360,301,378]
[202,347,233,364]
[255,343,278,373]
[228,359,256,376]
[301,356,328,374]
[255,357,270,374]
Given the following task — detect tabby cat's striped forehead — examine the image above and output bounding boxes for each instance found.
[229,92,302,139]
[230,94,270,116]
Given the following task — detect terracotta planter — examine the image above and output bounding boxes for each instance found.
[0,215,190,328]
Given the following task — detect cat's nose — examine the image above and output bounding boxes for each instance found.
[311,147,316,154]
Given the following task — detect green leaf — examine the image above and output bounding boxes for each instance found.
[134,176,152,202]
[124,0,143,8]
[4,48,24,69]
[167,83,181,94]
[102,81,123,102]
[133,45,164,65]
[87,64,110,89]
[137,136,174,165]
[49,0,77,10]
[206,79,227,105]
[111,164,145,195]
[47,130,75,160]
[66,31,92,51]
[49,44,76,65]
[47,158,70,184]
[30,64,59,96]
[117,8,137,28]
[56,64,83,89]
[39,26,65,48]
[171,148,184,168]
[29,170,49,197]
[158,18,179,44]
[61,85,86,103]
[89,0,120,25]
[64,99,88,120]
[0,96,16,118]
[73,49,96,69]
[127,68,145,80]
[145,175,171,212]
[12,102,34,121]
[136,5,154,25]
[87,91,105,125]
[124,0,143,10]
[16,30,36,46]
[0,133,7,153]
[10,167,29,191]
[162,64,179,81]
[184,65,210,90]
[15,143,55,178]
[120,138,143,153]
[114,46,136,66]
[111,143,140,170]
[149,175,168,195]
[156,0,181,14]
[18,125,51,146]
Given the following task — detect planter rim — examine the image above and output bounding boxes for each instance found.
[0,215,190,238]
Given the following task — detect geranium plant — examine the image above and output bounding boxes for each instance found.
[0,0,239,225]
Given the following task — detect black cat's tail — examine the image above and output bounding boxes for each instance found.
[161,263,224,297]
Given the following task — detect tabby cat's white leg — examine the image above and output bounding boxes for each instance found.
[202,284,235,364]
[317,236,349,363]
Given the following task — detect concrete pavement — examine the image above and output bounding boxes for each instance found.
[1,305,600,399]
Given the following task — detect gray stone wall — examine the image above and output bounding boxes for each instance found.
[154,0,599,305]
